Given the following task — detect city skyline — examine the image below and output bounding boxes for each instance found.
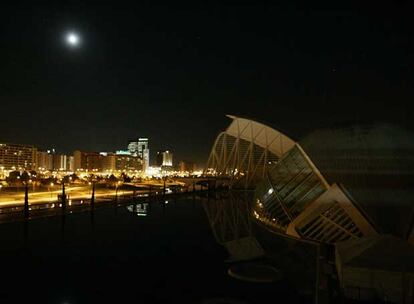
[0,138,195,172]
[0,137,189,168]
[1,2,414,166]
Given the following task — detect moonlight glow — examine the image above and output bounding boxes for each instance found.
[65,32,80,47]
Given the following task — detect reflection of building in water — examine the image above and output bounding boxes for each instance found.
[202,191,264,262]
[126,203,149,216]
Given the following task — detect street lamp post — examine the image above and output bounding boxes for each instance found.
[163,176,167,196]
[61,182,67,212]
[90,181,95,208]
[115,181,121,204]
[24,182,29,219]
[16,176,20,193]
[49,182,54,199]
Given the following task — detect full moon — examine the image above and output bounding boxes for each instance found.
[65,32,80,47]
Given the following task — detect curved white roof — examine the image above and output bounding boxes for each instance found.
[225,115,295,158]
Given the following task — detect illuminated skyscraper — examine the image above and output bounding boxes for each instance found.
[156,150,173,167]
[0,143,37,170]
[128,138,149,171]
[36,151,53,171]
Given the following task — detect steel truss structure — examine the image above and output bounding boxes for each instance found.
[205,115,295,189]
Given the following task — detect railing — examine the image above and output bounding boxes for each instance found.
[0,182,220,224]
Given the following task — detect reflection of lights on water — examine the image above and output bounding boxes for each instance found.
[126,203,149,216]
[68,200,72,206]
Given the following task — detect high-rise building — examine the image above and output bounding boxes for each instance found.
[73,150,101,171]
[127,142,139,156]
[156,151,163,167]
[67,156,74,172]
[74,150,142,172]
[128,138,149,171]
[37,150,73,171]
[37,149,70,171]
[53,154,68,171]
[36,151,53,171]
[115,154,142,171]
[156,150,173,167]
[73,150,88,171]
[0,143,37,171]
[100,152,116,172]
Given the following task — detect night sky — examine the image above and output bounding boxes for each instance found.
[1,2,413,166]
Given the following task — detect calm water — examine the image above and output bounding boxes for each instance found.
[0,196,308,304]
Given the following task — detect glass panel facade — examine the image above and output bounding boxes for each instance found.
[255,145,327,229]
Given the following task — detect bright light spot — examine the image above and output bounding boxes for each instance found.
[66,32,80,46]
[268,188,274,195]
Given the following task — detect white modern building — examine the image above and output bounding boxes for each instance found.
[205,115,295,188]
[206,115,414,245]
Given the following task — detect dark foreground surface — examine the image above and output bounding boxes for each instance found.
[0,196,310,304]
